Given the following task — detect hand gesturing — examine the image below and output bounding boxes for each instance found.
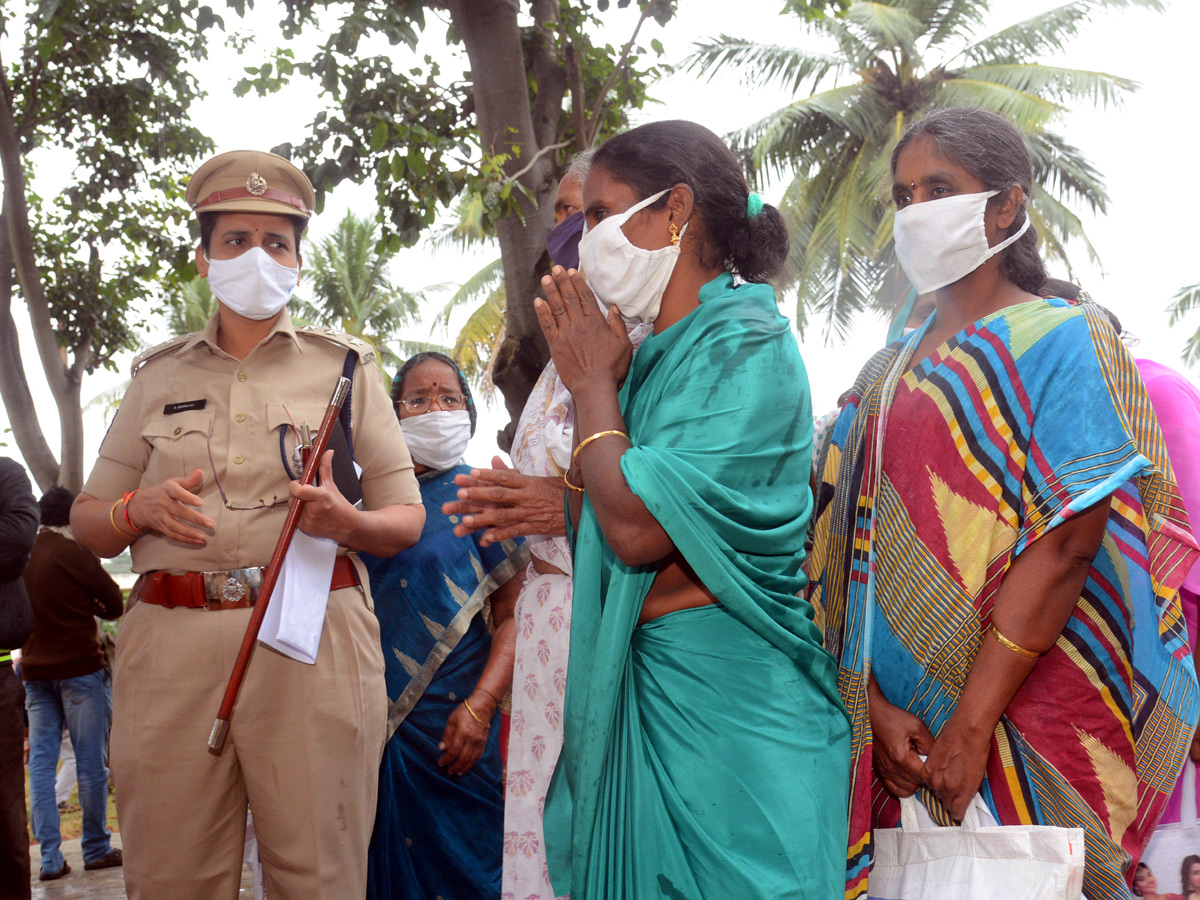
[126,468,212,545]
[534,266,632,395]
[440,456,567,545]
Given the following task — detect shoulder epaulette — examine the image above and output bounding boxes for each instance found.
[130,334,193,376]
[296,325,376,363]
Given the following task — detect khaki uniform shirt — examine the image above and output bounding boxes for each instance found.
[83,309,420,573]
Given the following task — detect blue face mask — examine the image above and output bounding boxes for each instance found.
[546,211,585,269]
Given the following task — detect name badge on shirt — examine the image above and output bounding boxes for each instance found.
[163,399,207,415]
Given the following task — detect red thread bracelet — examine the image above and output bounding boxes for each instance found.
[122,490,145,532]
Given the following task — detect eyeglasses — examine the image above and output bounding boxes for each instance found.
[206,419,290,512]
[396,394,468,414]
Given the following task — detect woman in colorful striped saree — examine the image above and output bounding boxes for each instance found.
[810,107,1199,900]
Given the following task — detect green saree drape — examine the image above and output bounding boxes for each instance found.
[544,273,850,900]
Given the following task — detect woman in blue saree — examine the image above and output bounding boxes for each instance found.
[361,352,528,900]
[536,120,850,900]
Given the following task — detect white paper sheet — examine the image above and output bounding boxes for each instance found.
[259,529,338,665]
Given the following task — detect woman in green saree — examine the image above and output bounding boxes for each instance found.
[535,120,850,900]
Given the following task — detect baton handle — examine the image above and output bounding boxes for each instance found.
[208,376,352,752]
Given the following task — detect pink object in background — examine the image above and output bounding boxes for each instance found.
[1139,359,1200,826]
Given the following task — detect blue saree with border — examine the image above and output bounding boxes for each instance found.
[362,465,529,900]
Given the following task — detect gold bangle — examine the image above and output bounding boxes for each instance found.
[563,470,584,492]
[109,499,138,538]
[991,626,1040,659]
[462,699,488,728]
[571,429,628,467]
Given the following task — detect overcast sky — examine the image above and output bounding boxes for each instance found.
[3,0,1198,475]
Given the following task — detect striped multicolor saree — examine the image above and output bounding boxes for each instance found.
[810,297,1200,900]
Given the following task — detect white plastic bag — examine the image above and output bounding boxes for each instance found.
[868,794,1086,900]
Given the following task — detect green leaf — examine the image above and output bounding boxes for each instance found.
[407,148,428,178]
[370,120,389,152]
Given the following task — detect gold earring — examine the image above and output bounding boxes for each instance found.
[669,223,681,247]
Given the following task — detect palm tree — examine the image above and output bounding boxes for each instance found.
[422,192,510,392]
[1168,282,1200,369]
[168,275,220,335]
[683,0,1159,338]
[292,212,425,369]
[433,258,506,391]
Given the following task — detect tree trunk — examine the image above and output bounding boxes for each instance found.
[0,53,88,490]
[0,217,58,490]
[446,0,562,452]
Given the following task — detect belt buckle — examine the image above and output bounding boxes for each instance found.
[202,568,263,610]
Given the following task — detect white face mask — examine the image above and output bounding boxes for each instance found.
[892,190,1031,294]
[205,247,300,320]
[577,188,688,324]
[400,410,472,472]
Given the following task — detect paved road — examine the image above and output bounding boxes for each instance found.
[30,834,257,899]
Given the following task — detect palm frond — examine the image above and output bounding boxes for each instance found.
[423,193,495,252]
[449,285,507,393]
[1026,130,1108,216]
[962,0,1163,67]
[84,383,130,426]
[844,2,924,52]
[1168,282,1200,367]
[934,77,1063,128]
[680,38,845,94]
[1181,330,1200,370]
[807,140,878,262]
[433,257,505,330]
[922,0,988,48]
[732,83,882,180]
[1028,183,1100,270]
[957,63,1137,108]
[783,170,893,338]
[393,339,454,362]
[819,6,888,65]
[167,276,218,335]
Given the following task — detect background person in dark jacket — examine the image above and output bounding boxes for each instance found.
[22,487,124,881]
[0,458,38,900]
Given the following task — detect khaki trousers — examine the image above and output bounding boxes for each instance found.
[111,567,387,900]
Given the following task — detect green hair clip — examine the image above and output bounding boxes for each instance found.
[747,192,764,218]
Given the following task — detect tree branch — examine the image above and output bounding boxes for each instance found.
[0,54,67,399]
[564,37,587,151]
[504,139,571,185]
[17,53,50,138]
[0,212,58,490]
[584,1,654,145]
[530,0,567,152]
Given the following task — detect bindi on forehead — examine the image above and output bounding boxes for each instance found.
[402,362,458,396]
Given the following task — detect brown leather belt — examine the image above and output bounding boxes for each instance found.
[138,555,359,611]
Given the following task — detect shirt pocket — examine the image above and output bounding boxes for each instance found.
[141,409,211,485]
[267,402,329,480]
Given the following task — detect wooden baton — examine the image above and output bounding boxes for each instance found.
[207,375,352,753]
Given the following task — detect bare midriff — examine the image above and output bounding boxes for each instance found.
[531,557,567,577]
[637,550,716,625]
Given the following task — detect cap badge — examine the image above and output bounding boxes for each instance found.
[246,172,268,196]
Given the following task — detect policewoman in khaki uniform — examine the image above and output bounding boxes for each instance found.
[71,151,425,900]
